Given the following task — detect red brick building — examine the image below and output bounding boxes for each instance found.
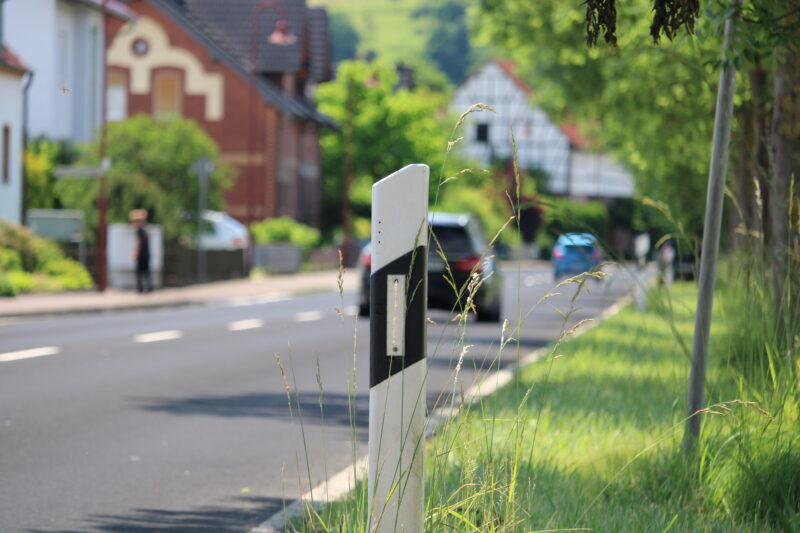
[106,0,334,227]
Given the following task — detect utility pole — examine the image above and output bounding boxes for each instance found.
[192,157,214,284]
[341,74,355,266]
[97,0,109,291]
[683,3,738,453]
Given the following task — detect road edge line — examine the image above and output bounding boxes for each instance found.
[249,290,637,533]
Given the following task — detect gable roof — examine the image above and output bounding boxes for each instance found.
[151,0,335,127]
[0,45,28,76]
[469,59,590,150]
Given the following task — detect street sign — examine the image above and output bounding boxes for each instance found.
[54,157,111,178]
[368,164,429,533]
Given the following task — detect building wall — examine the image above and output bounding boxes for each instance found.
[570,152,634,199]
[107,1,281,225]
[450,61,571,194]
[5,0,103,143]
[450,61,636,200]
[0,70,24,224]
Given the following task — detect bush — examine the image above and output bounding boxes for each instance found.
[0,272,18,297]
[0,219,94,293]
[542,198,610,241]
[250,217,321,254]
[6,270,35,293]
[40,258,93,290]
[0,247,23,272]
[0,219,62,271]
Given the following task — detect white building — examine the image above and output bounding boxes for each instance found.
[450,59,634,200]
[3,0,132,144]
[0,4,28,224]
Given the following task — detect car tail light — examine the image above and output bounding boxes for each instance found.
[591,249,601,262]
[454,255,483,273]
[232,237,245,248]
[361,252,371,270]
[553,247,564,259]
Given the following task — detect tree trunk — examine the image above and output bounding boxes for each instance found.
[731,102,755,248]
[770,4,800,307]
[749,61,772,249]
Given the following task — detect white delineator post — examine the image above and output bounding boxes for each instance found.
[369,164,429,533]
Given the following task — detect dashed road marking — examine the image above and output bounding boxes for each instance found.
[134,330,183,343]
[294,311,323,322]
[228,294,288,307]
[228,319,264,331]
[0,346,60,362]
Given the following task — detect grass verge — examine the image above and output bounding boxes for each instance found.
[288,278,798,532]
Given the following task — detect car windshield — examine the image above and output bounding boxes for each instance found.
[430,225,472,255]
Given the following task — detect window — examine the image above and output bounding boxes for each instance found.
[2,125,9,184]
[107,70,128,122]
[476,123,489,143]
[154,72,182,118]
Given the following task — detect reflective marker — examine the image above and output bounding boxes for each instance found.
[369,164,428,533]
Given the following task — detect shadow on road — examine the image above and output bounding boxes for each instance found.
[132,391,369,439]
[27,496,284,533]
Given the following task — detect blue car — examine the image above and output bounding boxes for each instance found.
[552,233,602,280]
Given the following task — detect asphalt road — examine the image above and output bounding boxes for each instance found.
[0,263,643,532]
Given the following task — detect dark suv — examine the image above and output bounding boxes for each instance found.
[357,212,502,322]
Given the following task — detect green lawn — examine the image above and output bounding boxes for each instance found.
[293,280,799,532]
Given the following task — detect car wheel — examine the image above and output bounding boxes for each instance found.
[358,303,370,318]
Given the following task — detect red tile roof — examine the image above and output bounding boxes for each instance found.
[1,45,28,74]
[491,58,590,150]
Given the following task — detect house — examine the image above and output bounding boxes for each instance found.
[105,0,334,227]
[0,1,28,225]
[450,59,634,200]
[4,0,134,144]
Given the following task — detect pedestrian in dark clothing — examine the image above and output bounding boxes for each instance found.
[130,209,153,293]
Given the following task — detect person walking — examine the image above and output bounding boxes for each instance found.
[130,209,153,293]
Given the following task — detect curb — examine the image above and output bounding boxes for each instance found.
[0,276,355,320]
[249,290,637,533]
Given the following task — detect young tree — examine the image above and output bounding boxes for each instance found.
[316,61,453,237]
[55,115,232,244]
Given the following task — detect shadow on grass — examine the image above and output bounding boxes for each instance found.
[27,496,284,533]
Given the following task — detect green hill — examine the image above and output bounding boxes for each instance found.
[309,0,430,64]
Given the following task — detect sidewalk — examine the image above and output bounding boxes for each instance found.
[0,269,359,318]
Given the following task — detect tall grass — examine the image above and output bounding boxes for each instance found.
[272,111,798,532]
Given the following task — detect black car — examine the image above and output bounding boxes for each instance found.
[357,212,502,322]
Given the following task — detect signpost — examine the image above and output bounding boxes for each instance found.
[369,164,429,533]
[54,157,111,291]
[192,157,215,283]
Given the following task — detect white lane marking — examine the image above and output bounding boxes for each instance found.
[228,319,264,331]
[134,330,182,343]
[228,294,288,307]
[343,305,358,316]
[0,346,60,362]
[294,311,323,322]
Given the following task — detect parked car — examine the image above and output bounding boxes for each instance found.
[358,212,502,322]
[552,233,602,280]
[198,211,249,250]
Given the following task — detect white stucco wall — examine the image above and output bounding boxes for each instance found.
[5,0,104,143]
[450,61,635,199]
[450,61,571,195]
[0,71,24,224]
[570,152,635,199]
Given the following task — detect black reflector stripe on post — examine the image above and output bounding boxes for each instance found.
[369,245,427,388]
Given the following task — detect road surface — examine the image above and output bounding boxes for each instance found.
[0,263,644,532]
